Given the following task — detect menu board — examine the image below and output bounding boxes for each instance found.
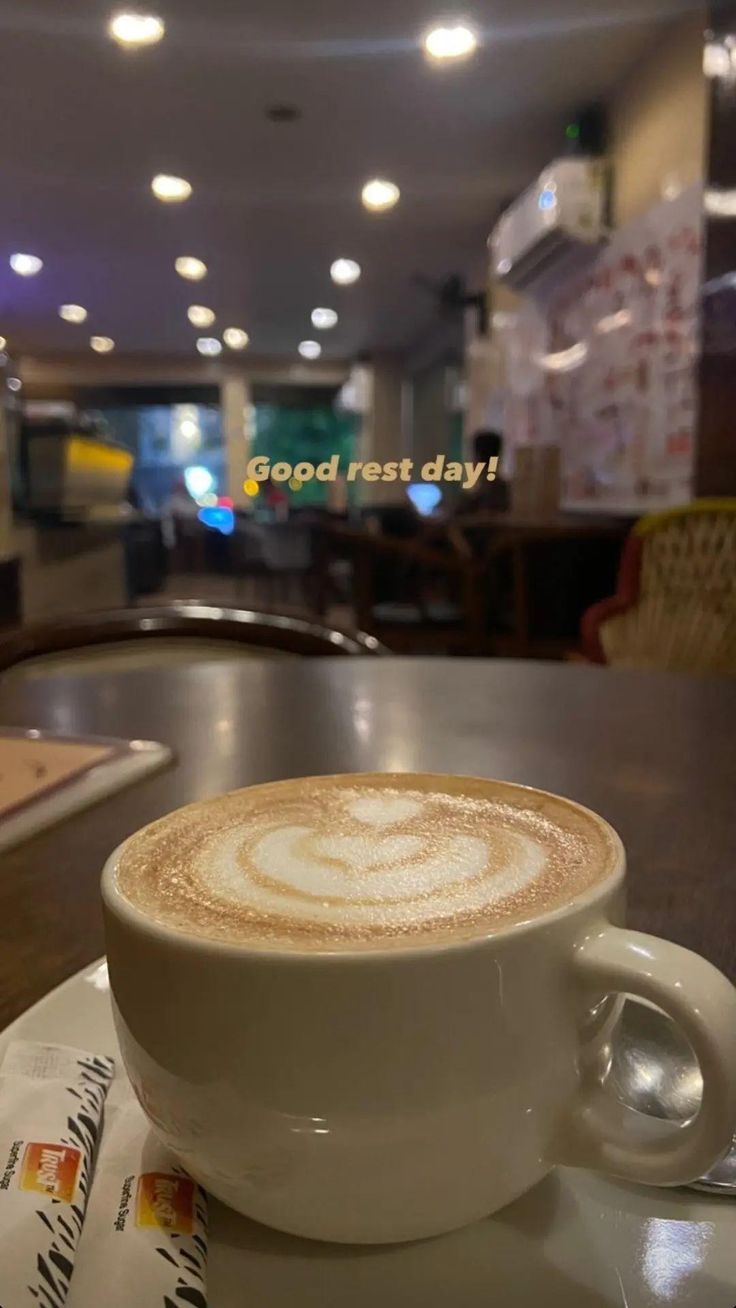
[498,184,702,512]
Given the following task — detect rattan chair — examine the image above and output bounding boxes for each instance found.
[582,500,736,675]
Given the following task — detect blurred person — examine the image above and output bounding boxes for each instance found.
[162,474,198,550]
[455,430,510,516]
[365,502,421,540]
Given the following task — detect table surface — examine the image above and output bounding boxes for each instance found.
[0,657,734,1029]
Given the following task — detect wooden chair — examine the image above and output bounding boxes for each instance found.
[0,556,21,631]
[480,522,625,660]
[231,518,325,614]
[581,500,736,675]
[0,603,386,676]
[320,524,483,654]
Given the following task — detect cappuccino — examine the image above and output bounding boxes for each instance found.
[115,774,617,950]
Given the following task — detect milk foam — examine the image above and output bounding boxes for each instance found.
[116,775,616,950]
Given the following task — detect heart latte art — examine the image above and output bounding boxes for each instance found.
[116,775,616,950]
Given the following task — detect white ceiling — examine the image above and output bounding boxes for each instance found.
[0,0,695,362]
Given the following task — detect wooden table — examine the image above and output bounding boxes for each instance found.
[0,658,734,1029]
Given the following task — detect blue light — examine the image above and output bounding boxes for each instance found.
[198,506,235,536]
[538,188,557,211]
[407,483,443,516]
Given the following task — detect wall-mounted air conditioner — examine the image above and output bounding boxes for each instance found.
[490,158,608,293]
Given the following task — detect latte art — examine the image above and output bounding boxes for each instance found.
[115,775,617,950]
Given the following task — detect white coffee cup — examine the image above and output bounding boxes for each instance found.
[102,776,736,1244]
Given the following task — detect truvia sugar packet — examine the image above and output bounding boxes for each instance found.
[66,1077,208,1308]
[0,1041,115,1307]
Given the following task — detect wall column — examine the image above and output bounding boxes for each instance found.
[359,359,408,504]
[696,3,736,494]
[220,369,253,509]
[0,411,12,558]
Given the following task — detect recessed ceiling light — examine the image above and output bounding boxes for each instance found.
[311,307,338,330]
[331,258,361,286]
[175,256,207,281]
[59,304,88,324]
[10,253,43,277]
[423,24,478,62]
[151,174,192,203]
[223,327,250,350]
[298,340,322,361]
[109,11,165,47]
[196,337,222,357]
[361,178,400,212]
[7,376,22,392]
[187,305,215,328]
[90,335,115,353]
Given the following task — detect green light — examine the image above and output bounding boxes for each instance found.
[566,123,580,141]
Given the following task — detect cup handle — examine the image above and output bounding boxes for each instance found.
[555,924,736,1186]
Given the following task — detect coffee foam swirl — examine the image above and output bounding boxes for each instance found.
[116,775,616,950]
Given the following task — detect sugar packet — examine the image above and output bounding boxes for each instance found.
[0,1041,115,1307]
[66,1077,208,1308]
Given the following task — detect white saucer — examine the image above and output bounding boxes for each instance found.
[2,960,735,1307]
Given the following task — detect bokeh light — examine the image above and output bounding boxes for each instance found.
[198,506,234,535]
[183,465,215,499]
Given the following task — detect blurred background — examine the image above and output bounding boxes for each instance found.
[1,0,734,672]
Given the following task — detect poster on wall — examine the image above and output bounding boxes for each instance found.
[498,184,702,512]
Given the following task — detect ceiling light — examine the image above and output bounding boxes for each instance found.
[362,178,400,212]
[10,253,43,277]
[59,304,88,324]
[109,11,165,47]
[175,256,207,281]
[196,337,222,357]
[7,377,22,393]
[187,305,215,328]
[223,327,250,350]
[90,336,115,353]
[423,24,478,62]
[331,258,361,286]
[311,307,338,330]
[298,340,322,361]
[151,174,192,203]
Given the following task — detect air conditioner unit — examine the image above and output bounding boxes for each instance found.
[490,158,607,293]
